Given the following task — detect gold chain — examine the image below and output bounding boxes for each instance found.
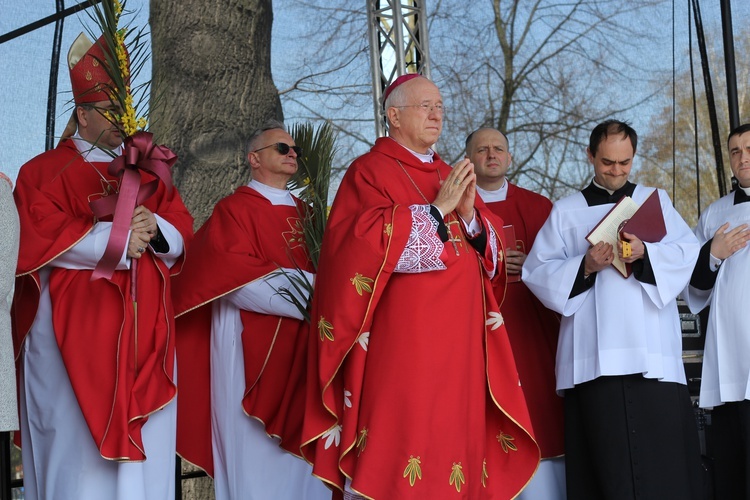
[396,160,441,203]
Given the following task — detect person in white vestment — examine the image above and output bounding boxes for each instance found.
[0,172,19,433]
[172,121,330,500]
[684,123,750,499]
[523,119,704,499]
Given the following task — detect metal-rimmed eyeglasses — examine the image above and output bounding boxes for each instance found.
[394,103,445,114]
[253,142,303,156]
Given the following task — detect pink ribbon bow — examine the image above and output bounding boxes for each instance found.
[89,131,177,281]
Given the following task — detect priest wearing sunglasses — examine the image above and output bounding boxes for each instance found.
[173,121,329,500]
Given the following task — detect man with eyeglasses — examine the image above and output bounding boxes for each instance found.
[466,127,565,499]
[12,33,193,500]
[172,120,330,499]
[301,74,539,499]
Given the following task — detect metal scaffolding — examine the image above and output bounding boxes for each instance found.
[366,0,432,138]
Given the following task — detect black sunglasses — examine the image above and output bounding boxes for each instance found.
[253,142,302,156]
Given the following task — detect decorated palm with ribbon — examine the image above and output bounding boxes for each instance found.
[79,0,179,360]
[88,134,177,283]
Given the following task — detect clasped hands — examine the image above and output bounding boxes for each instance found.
[127,205,158,259]
[432,158,476,223]
[584,232,645,276]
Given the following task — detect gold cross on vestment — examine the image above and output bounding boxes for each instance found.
[446,219,464,256]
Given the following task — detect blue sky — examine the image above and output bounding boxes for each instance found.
[0,1,153,179]
[2,1,749,181]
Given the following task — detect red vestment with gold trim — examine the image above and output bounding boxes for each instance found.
[172,186,314,476]
[302,137,539,499]
[12,139,193,461]
[484,183,564,459]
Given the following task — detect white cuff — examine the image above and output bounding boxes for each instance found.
[708,252,723,272]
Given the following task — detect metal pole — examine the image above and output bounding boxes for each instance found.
[691,0,727,197]
[46,0,66,152]
[367,1,388,138]
[0,0,102,45]
[0,432,9,500]
[366,0,431,138]
[720,0,739,131]
[175,455,182,500]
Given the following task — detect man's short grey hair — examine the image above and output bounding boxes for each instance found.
[383,80,412,111]
[246,119,287,155]
[383,78,420,130]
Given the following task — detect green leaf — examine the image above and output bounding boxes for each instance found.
[288,121,338,271]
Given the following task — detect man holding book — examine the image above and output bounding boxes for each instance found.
[466,127,565,499]
[523,119,704,499]
[172,120,329,500]
[684,123,750,498]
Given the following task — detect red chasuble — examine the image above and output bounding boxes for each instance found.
[301,137,539,499]
[172,186,314,476]
[483,183,565,459]
[12,139,193,461]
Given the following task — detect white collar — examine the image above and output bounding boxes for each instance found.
[476,179,508,202]
[71,133,123,162]
[247,179,295,206]
[401,144,435,163]
[592,178,615,195]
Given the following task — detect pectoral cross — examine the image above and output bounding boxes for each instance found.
[446,219,464,256]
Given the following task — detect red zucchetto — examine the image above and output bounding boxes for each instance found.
[382,73,422,105]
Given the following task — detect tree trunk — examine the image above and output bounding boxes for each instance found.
[150,0,282,227]
[149,1,280,498]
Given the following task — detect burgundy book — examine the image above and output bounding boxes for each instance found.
[503,225,523,283]
[618,190,666,277]
[620,189,666,243]
[585,189,666,278]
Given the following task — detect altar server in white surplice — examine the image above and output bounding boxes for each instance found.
[684,123,750,499]
[523,120,704,499]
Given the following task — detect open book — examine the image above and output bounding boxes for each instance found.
[585,190,666,277]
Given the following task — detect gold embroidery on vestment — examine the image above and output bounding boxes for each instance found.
[497,430,517,453]
[317,316,334,342]
[482,458,488,487]
[445,218,464,256]
[450,462,465,492]
[350,273,374,296]
[403,456,422,486]
[355,427,368,456]
[87,178,120,204]
[384,223,393,236]
[282,216,305,249]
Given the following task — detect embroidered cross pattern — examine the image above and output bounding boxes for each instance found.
[282,216,305,249]
[446,218,464,256]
